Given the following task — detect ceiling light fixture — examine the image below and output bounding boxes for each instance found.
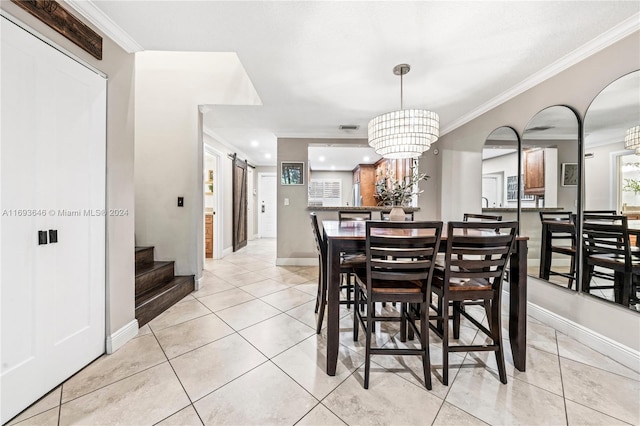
[624,125,640,154]
[368,64,439,159]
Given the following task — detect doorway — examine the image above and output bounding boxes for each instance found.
[258,173,277,238]
[203,146,222,260]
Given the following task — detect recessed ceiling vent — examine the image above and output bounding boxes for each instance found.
[339,124,359,131]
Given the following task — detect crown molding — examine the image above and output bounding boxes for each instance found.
[63,0,143,53]
[442,12,640,136]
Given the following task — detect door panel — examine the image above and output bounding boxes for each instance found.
[232,155,248,251]
[1,18,106,423]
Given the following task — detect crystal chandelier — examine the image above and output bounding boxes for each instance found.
[368,64,439,159]
[624,125,640,154]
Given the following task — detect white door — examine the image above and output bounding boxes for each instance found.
[1,17,106,423]
[482,176,499,207]
[258,173,277,238]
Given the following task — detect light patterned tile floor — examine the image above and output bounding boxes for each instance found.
[8,239,639,426]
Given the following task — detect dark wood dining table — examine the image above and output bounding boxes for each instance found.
[322,219,529,375]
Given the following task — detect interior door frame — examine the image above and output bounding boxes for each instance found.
[204,145,222,260]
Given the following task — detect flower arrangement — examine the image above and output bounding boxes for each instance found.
[374,169,429,207]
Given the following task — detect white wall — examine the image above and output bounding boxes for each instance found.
[483,152,518,208]
[135,51,261,277]
[585,141,624,210]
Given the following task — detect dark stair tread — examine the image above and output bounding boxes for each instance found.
[135,275,194,307]
[135,246,154,252]
[135,260,173,277]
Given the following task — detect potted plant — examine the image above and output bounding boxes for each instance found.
[374,169,429,220]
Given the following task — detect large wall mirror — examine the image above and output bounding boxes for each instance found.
[482,127,520,221]
[583,70,640,311]
[520,106,580,290]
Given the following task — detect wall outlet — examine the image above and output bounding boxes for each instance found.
[284,198,289,206]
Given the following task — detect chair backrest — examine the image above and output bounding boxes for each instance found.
[539,211,576,242]
[338,210,372,221]
[365,221,443,293]
[442,221,518,291]
[583,210,617,215]
[582,214,631,265]
[309,212,326,260]
[380,210,414,221]
[463,213,503,222]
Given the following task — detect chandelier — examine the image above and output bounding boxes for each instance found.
[368,64,439,159]
[624,125,640,154]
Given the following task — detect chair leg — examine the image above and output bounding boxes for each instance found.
[345,273,352,309]
[364,298,373,389]
[421,300,432,390]
[400,303,407,342]
[314,264,322,313]
[353,283,360,342]
[567,254,576,290]
[452,301,461,339]
[407,303,416,341]
[490,298,507,384]
[442,294,449,386]
[316,270,328,334]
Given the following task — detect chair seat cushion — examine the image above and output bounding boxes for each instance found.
[341,253,367,268]
[354,272,423,295]
[432,274,492,291]
[588,253,640,269]
[550,245,575,255]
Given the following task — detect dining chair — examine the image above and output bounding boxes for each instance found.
[380,210,414,221]
[353,220,442,389]
[338,210,372,221]
[310,213,365,333]
[582,214,639,307]
[430,221,518,385]
[539,211,577,288]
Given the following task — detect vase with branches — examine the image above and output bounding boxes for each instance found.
[374,168,429,207]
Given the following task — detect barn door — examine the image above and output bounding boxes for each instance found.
[232,154,248,251]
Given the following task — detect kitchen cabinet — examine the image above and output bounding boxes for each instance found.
[524,149,545,196]
[205,214,214,258]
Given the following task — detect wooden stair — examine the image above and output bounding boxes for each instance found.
[135,247,195,326]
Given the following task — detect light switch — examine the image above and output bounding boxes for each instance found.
[284,198,290,206]
[178,197,184,207]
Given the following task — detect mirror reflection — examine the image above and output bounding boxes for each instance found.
[520,106,580,290]
[307,144,416,208]
[481,127,519,226]
[583,70,640,311]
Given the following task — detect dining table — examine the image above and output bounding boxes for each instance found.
[322,219,529,376]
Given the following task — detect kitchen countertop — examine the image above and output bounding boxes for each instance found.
[307,206,420,212]
[483,208,566,212]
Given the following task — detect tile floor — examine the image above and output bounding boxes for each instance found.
[8,239,640,426]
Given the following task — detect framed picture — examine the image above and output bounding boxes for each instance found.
[562,163,578,186]
[281,162,305,185]
[506,175,535,201]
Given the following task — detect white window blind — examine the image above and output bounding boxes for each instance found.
[308,179,342,207]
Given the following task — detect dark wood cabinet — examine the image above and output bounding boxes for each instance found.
[524,149,545,196]
[353,164,377,206]
[205,214,213,258]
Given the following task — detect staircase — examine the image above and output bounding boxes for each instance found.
[135,247,195,326]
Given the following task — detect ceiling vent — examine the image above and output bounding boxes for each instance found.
[339,124,359,131]
[524,125,554,133]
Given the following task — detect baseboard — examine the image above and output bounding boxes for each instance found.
[195,275,204,290]
[105,319,139,354]
[276,258,317,266]
[222,247,233,258]
[528,302,640,373]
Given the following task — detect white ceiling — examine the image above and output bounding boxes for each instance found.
[70,1,640,166]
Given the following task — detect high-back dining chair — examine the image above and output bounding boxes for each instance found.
[582,214,638,307]
[430,221,518,385]
[338,210,372,221]
[539,211,577,288]
[309,213,365,333]
[353,220,442,389]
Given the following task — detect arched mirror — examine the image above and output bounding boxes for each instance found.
[482,127,520,221]
[583,70,640,311]
[521,106,580,290]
